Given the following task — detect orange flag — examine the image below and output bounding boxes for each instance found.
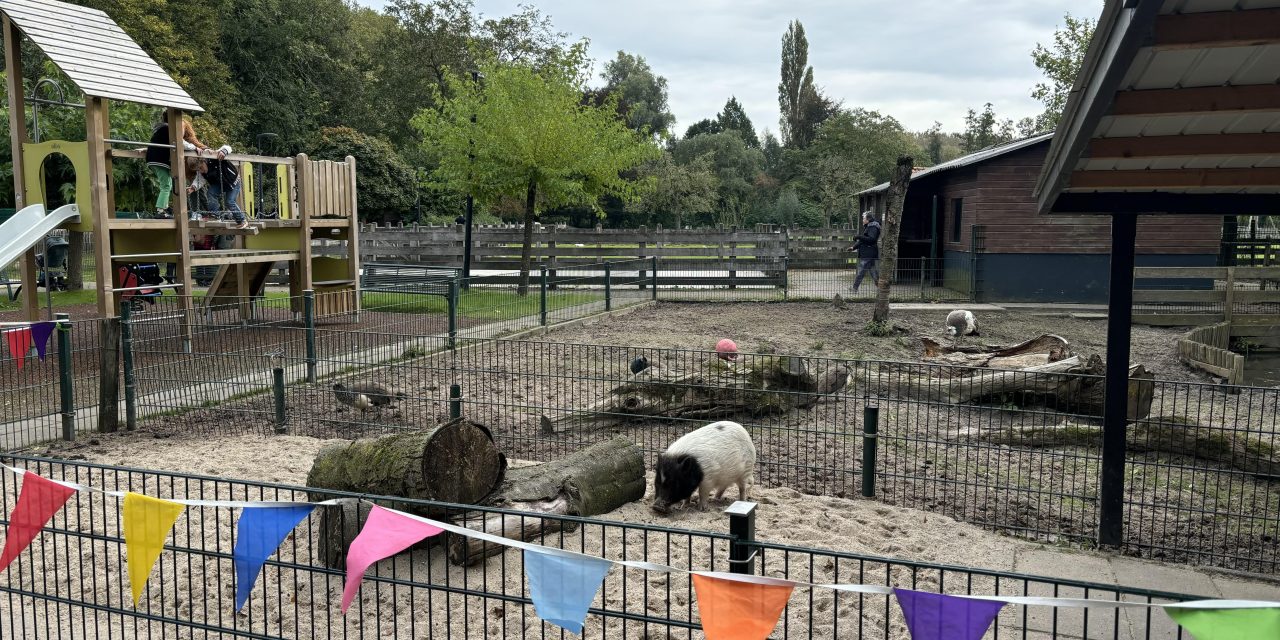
[692,572,795,640]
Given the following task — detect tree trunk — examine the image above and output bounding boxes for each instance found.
[873,156,913,323]
[517,178,537,296]
[307,417,508,568]
[541,355,849,433]
[448,436,645,565]
[67,230,85,290]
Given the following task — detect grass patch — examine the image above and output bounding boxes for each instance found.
[361,289,604,320]
[0,288,98,311]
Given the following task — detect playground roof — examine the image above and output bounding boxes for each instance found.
[856,132,1054,196]
[1035,0,1280,215]
[0,0,203,112]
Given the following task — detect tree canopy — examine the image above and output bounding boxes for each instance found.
[593,51,675,139]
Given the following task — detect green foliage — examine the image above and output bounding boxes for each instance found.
[716,97,759,148]
[1031,12,1097,132]
[810,109,918,185]
[630,152,719,228]
[307,127,417,224]
[594,51,675,139]
[864,320,893,337]
[960,103,1015,154]
[669,131,764,226]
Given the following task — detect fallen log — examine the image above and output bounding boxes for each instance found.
[979,415,1279,478]
[541,355,849,433]
[449,436,646,565]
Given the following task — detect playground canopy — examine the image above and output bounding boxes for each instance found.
[0,0,202,111]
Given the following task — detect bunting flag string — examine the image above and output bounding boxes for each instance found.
[5,327,32,370]
[29,321,56,361]
[0,463,1277,640]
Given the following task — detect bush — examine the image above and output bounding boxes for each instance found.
[307,127,417,224]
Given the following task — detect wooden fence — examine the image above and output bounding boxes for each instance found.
[1177,322,1245,384]
[1133,266,1280,333]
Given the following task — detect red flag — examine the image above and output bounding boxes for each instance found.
[5,328,32,370]
[0,472,77,572]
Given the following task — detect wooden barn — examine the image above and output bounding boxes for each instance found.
[856,134,1224,302]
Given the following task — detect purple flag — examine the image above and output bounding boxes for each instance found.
[29,322,56,361]
[894,588,1006,640]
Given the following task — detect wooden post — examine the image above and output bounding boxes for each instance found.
[296,154,314,292]
[84,98,116,319]
[1099,214,1137,548]
[346,156,360,313]
[1224,266,1236,324]
[4,17,39,321]
[97,316,120,432]
[168,108,194,349]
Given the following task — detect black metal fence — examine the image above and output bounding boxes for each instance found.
[0,454,1200,639]
[108,307,1280,575]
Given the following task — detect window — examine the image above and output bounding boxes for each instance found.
[950,198,964,243]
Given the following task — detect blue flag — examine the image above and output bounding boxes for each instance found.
[524,548,613,635]
[233,505,315,611]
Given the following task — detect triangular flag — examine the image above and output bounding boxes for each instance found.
[29,322,56,361]
[123,492,185,606]
[342,506,443,613]
[0,472,77,572]
[5,328,31,370]
[894,588,1007,640]
[1166,604,1280,639]
[524,548,613,634]
[692,572,794,640]
[233,504,315,611]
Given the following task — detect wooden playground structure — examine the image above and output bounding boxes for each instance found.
[2,0,361,329]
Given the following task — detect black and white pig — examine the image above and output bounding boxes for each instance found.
[652,421,756,514]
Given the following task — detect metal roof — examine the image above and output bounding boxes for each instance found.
[856,132,1054,196]
[1035,0,1280,214]
[0,0,202,111]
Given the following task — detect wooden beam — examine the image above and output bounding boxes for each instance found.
[168,108,194,348]
[346,155,360,313]
[1051,191,1278,215]
[295,153,314,291]
[1070,167,1280,189]
[1089,132,1280,158]
[85,98,115,319]
[1153,8,1280,51]
[1110,85,1280,117]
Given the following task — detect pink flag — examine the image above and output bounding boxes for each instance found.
[0,472,77,572]
[6,328,32,370]
[341,506,443,613]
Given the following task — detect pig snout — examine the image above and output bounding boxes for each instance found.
[651,500,672,514]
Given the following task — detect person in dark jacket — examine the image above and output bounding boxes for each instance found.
[850,210,881,291]
[145,119,207,218]
[203,145,247,228]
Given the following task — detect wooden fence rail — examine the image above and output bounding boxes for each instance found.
[1133,266,1280,332]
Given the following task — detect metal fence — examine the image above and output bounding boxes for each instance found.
[0,454,1200,639]
[110,314,1280,575]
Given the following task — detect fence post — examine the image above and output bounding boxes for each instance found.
[651,255,658,300]
[56,313,75,441]
[862,405,879,498]
[272,367,287,434]
[638,241,647,292]
[449,383,462,419]
[303,289,317,383]
[969,225,980,303]
[604,264,612,311]
[448,279,460,350]
[725,501,757,575]
[540,268,548,326]
[783,255,790,301]
[120,303,137,431]
[1224,266,1236,324]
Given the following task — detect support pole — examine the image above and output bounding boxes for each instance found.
[448,279,459,350]
[651,255,658,300]
[862,405,879,498]
[303,289,317,383]
[168,108,194,352]
[273,367,287,434]
[604,263,612,311]
[449,383,462,420]
[539,268,548,326]
[725,501,757,575]
[1099,214,1137,548]
[56,313,74,441]
[121,303,136,431]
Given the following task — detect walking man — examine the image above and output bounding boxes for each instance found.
[850,210,881,291]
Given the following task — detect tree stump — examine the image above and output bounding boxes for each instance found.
[307,417,507,568]
[448,436,646,565]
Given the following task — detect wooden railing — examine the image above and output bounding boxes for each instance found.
[1177,322,1245,384]
[1133,266,1280,331]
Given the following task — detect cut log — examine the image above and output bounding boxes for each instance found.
[980,415,1279,478]
[541,356,849,433]
[860,356,1089,404]
[307,417,507,568]
[920,334,1072,368]
[449,436,646,565]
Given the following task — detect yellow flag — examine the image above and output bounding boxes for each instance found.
[123,492,185,606]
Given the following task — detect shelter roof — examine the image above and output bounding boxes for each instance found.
[1035,0,1280,215]
[856,133,1053,196]
[0,0,202,111]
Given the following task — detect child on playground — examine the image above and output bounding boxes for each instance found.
[145,118,208,219]
[202,145,248,229]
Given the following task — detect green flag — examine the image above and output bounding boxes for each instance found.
[1165,605,1280,640]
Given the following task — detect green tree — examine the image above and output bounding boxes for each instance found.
[414,47,659,294]
[810,152,868,228]
[594,51,675,139]
[777,20,833,149]
[307,127,417,224]
[669,131,764,226]
[809,108,918,185]
[1031,11,1097,132]
[960,103,1015,153]
[683,118,721,139]
[716,96,759,148]
[630,152,719,229]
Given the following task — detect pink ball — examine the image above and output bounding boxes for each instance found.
[715,339,738,360]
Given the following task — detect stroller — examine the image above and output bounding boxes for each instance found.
[117,263,166,310]
[7,235,70,300]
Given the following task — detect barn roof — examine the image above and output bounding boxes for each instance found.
[856,132,1053,196]
[0,0,202,111]
[1035,0,1280,215]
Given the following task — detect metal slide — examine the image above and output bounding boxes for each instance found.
[0,204,80,268]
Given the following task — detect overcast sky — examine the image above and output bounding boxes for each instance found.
[356,0,1101,136]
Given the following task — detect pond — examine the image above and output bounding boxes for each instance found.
[1242,349,1280,387]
